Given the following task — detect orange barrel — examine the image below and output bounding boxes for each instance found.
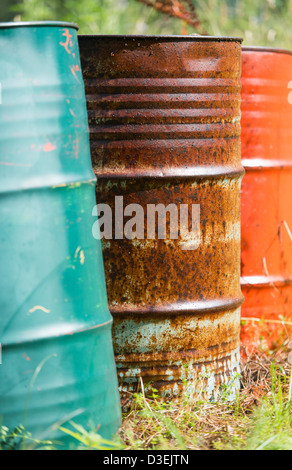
[241,47,292,354]
[79,35,244,403]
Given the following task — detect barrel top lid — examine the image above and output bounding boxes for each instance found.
[0,21,78,30]
[79,34,243,42]
[243,45,292,56]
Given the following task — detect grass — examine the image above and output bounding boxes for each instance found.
[2,344,292,450]
[119,344,292,451]
[0,425,54,450]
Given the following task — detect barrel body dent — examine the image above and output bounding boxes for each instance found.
[0,23,121,444]
[241,47,292,353]
[79,35,244,403]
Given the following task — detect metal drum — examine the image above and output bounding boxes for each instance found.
[0,22,121,445]
[241,47,292,353]
[79,35,244,402]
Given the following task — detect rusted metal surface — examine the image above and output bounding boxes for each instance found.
[79,35,244,402]
[241,47,292,354]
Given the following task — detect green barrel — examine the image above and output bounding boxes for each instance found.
[0,22,121,446]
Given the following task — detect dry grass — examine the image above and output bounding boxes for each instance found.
[120,343,292,450]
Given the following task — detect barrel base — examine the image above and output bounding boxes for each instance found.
[114,307,241,407]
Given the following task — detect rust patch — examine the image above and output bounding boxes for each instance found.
[59,29,73,54]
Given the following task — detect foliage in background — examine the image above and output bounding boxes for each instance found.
[0,0,18,22]
[1,0,291,48]
[195,0,292,47]
[136,0,205,32]
[9,0,182,35]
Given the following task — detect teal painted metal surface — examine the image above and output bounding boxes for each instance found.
[0,22,121,446]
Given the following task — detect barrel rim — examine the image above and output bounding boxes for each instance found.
[78,34,243,43]
[242,45,292,56]
[0,21,78,30]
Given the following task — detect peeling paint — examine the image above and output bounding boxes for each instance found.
[28,306,50,314]
[80,250,85,265]
[43,142,56,153]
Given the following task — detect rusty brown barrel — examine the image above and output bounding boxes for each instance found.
[79,35,244,402]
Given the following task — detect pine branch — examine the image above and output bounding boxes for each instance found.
[135,0,206,32]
